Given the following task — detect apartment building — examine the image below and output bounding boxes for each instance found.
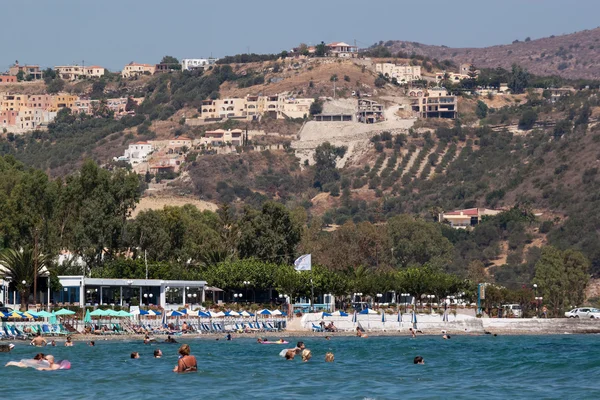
[181,58,218,71]
[8,63,43,80]
[411,88,458,119]
[124,142,154,164]
[48,94,78,112]
[357,99,384,124]
[55,65,105,81]
[122,63,156,78]
[203,129,244,147]
[200,94,314,121]
[439,208,501,229]
[375,63,422,83]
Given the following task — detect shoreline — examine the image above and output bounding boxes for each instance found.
[11,326,600,343]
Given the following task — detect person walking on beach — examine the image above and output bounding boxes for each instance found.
[173,344,197,373]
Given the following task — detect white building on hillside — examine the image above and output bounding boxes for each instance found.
[123,141,153,164]
[181,58,218,71]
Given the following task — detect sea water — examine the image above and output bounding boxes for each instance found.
[2,335,600,399]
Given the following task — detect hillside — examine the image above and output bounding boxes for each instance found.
[378,27,600,80]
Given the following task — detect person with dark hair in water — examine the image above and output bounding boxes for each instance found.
[414,356,424,364]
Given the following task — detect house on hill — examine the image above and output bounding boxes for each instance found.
[122,62,156,78]
[438,208,502,229]
[327,42,358,58]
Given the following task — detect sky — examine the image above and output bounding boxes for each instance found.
[1,0,599,72]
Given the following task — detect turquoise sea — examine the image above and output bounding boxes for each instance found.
[2,334,600,399]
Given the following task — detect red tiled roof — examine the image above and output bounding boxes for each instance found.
[444,208,479,216]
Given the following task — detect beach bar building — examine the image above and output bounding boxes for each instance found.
[54,276,211,310]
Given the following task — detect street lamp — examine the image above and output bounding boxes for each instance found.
[143,293,153,306]
[353,292,363,303]
[233,293,243,302]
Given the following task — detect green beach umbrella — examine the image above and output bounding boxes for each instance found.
[84,309,92,324]
[116,310,133,317]
[49,311,57,324]
[55,308,76,316]
[90,309,107,317]
[36,310,53,318]
[105,309,119,317]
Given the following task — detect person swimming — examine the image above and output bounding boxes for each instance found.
[325,352,334,362]
[295,341,305,354]
[131,352,140,359]
[6,353,45,368]
[65,336,74,347]
[36,355,60,371]
[301,349,312,362]
[88,341,95,346]
[414,356,424,364]
[154,349,162,358]
[165,335,178,343]
[50,340,56,347]
[284,349,296,360]
[226,333,232,341]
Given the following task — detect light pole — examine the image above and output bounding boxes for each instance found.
[143,293,153,306]
[535,296,543,316]
[233,293,243,302]
[243,281,252,302]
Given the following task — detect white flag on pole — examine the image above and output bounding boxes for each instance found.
[294,254,312,271]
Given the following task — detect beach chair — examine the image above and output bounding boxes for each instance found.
[41,324,54,336]
[312,323,324,332]
[4,326,15,339]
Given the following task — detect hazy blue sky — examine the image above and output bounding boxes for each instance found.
[1,0,599,71]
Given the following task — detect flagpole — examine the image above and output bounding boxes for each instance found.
[311,269,314,313]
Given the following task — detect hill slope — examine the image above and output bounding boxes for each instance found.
[379,27,600,79]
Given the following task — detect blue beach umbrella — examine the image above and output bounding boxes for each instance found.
[169,310,184,317]
[381,311,386,323]
[352,311,357,323]
[258,309,272,315]
[321,312,332,318]
[138,309,150,315]
[331,310,348,317]
[412,311,417,330]
[397,310,402,323]
[198,311,210,318]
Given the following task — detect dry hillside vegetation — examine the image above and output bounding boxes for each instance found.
[381,27,600,79]
[219,59,378,98]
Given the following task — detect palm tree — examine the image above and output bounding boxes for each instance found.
[0,248,52,311]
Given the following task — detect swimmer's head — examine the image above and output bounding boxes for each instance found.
[154,349,162,358]
[178,344,191,356]
[325,352,334,362]
[131,352,139,359]
[33,353,45,360]
[284,350,295,360]
[414,356,424,364]
[296,341,305,350]
[301,349,312,362]
[45,355,55,364]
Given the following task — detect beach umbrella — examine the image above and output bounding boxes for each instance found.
[84,309,92,324]
[36,310,52,318]
[198,311,210,318]
[321,312,332,318]
[225,311,240,317]
[331,310,348,317]
[239,311,254,317]
[397,310,402,323]
[147,310,161,316]
[6,311,24,319]
[382,311,386,323]
[116,310,133,317]
[138,309,150,316]
[55,308,76,316]
[49,311,57,324]
[412,311,417,330]
[22,311,37,319]
[359,308,378,315]
[271,310,282,316]
[105,309,119,317]
[352,310,357,323]
[258,309,272,316]
[90,309,107,317]
[213,311,225,317]
[169,310,184,317]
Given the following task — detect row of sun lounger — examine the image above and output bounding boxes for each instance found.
[0,324,70,339]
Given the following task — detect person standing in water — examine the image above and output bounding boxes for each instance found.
[173,344,197,373]
[30,333,47,347]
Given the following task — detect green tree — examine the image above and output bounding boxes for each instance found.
[46,78,65,94]
[388,215,453,269]
[518,109,538,130]
[238,202,301,264]
[315,42,328,57]
[508,64,529,94]
[313,142,347,189]
[534,246,589,316]
[0,248,53,310]
[16,70,24,82]
[160,55,181,70]
[475,100,489,119]
[309,100,323,116]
